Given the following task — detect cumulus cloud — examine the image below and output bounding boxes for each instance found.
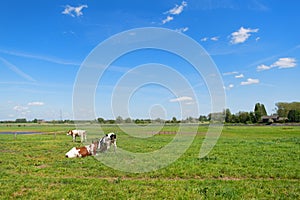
[257,57,297,71]
[62,5,88,17]
[272,57,296,69]
[235,74,244,78]
[241,78,259,85]
[230,27,259,44]
[162,16,174,24]
[165,1,187,15]
[257,64,272,71]
[170,96,193,102]
[28,102,45,106]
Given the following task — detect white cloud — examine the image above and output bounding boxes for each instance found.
[162,16,174,24]
[170,96,193,102]
[62,5,88,17]
[271,57,296,69]
[0,49,80,66]
[257,64,271,71]
[211,36,219,41]
[257,57,297,71]
[241,78,259,85]
[165,1,187,15]
[162,1,187,24]
[223,71,238,76]
[175,27,189,33]
[0,57,35,82]
[229,84,234,89]
[13,105,29,112]
[201,37,208,42]
[28,102,45,106]
[235,74,244,78]
[230,27,259,44]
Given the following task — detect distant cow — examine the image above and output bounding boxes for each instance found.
[67,130,87,142]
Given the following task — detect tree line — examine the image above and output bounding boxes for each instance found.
[1,102,299,124]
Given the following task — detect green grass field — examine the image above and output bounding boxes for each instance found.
[0,124,299,199]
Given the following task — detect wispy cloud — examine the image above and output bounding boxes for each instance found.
[170,96,193,102]
[28,102,45,106]
[175,27,189,33]
[257,57,297,71]
[62,5,88,17]
[241,78,259,85]
[162,16,174,24]
[0,57,35,82]
[230,27,259,44]
[162,1,187,24]
[235,74,244,78]
[210,36,219,41]
[0,49,80,66]
[13,105,28,112]
[165,1,187,15]
[201,36,219,42]
[223,71,238,76]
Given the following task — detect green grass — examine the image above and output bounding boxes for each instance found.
[0,124,299,199]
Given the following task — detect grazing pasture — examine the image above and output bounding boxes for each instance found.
[0,124,299,199]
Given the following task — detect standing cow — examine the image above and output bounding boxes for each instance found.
[67,130,87,142]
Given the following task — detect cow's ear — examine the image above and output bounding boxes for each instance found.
[106,134,108,136]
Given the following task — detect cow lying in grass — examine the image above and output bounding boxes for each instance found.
[65,141,98,158]
[65,133,117,158]
[67,129,87,142]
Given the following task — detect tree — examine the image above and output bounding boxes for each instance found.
[276,102,300,117]
[124,117,132,123]
[225,108,232,123]
[171,117,178,123]
[199,115,208,122]
[287,110,300,122]
[115,116,123,124]
[97,117,105,124]
[237,112,250,124]
[254,103,267,122]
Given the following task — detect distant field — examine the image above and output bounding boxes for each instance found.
[0,124,299,199]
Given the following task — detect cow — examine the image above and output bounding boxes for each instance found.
[67,129,87,142]
[65,141,98,158]
[98,132,117,153]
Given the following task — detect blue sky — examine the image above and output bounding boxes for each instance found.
[0,0,299,121]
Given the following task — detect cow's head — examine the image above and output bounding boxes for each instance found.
[67,130,73,136]
[65,147,80,158]
[108,133,117,143]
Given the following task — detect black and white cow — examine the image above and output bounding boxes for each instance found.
[98,132,117,153]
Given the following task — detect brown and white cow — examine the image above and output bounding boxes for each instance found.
[67,130,87,142]
[65,141,98,158]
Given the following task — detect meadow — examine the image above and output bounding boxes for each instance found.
[0,124,299,199]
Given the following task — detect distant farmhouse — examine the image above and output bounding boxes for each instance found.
[261,115,287,124]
